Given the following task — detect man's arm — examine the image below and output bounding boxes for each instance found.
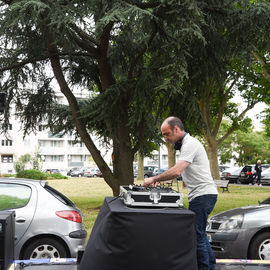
[143,160,190,187]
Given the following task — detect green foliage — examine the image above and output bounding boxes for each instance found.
[220,126,270,165]
[16,169,67,180]
[14,154,31,174]
[46,173,68,180]
[17,169,48,180]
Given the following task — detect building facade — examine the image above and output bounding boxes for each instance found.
[0,91,112,175]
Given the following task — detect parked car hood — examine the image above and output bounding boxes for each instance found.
[212,204,270,220]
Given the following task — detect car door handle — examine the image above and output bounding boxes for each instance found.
[16,217,26,223]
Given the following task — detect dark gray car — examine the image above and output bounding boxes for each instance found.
[206,197,270,260]
[0,178,86,259]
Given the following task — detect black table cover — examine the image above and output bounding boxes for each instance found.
[79,197,197,270]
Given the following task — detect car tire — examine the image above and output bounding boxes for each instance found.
[249,232,270,260]
[78,174,82,177]
[144,174,149,178]
[23,238,67,260]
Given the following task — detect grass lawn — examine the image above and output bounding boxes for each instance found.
[48,178,270,239]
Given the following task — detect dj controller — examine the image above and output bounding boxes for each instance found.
[119,184,184,208]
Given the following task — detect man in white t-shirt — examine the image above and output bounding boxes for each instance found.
[144,116,218,270]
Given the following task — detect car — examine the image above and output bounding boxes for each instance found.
[0,178,87,260]
[68,167,85,177]
[238,164,270,184]
[261,167,270,185]
[206,196,270,260]
[44,169,61,174]
[143,165,158,178]
[219,165,230,177]
[219,165,230,173]
[44,169,67,176]
[83,167,102,177]
[133,165,158,178]
[153,167,167,176]
[221,166,242,183]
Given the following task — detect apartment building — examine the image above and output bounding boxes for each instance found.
[0,116,93,174]
[0,90,112,175]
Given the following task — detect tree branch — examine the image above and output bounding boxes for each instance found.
[98,22,116,91]
[128,23,158,79]
[69,30,99,57]
[0,56,48,72]
[70,24,99,47]
[122,1,161,9]
[212,79,237,135]
[41,24,115,187]
[0,52,94,73]
[252,50,270,82]
[218,101,257,144]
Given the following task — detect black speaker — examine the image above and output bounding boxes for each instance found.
[0,211,15,270]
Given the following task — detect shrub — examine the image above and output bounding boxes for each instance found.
[46,173,68,180]
[17,169,48,180]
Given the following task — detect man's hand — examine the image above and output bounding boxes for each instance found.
[143,177,158,188]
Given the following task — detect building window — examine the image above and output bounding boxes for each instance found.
[70,155,84,162]
[38,140,46,147]
[68,140,85,148]
[1,155,13,163]
[162,155,168,161]
[38,125,47,132]
[1,140,12,146]
[45,155,64,162]
[50,140,63,147]
[24,139,31,146]
[1,124,12,130]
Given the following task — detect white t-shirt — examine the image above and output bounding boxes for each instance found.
[179,133,218,202]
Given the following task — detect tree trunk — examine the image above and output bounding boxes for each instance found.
[167,142,176,168]
[111,121,135,195]
[205,135,220,180]
[136,152,144,180]
[166,142,177,182]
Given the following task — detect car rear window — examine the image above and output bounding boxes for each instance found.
[44,184,75,207]
[0,183,31,210]
[260,197,270,205]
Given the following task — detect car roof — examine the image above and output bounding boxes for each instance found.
[0,177,46,187]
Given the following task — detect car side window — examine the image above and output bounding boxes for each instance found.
[0,183,31,210]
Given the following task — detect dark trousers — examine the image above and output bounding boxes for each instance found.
[256,173,261,185]
[189,195,217,270]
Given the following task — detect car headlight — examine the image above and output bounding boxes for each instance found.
[219,214,243,230]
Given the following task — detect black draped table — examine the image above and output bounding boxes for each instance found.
[79,197,197,270]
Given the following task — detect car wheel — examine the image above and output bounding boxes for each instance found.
[23,238,67,260]
[249,232,270,260]
[78,174,82,177]
[144,174,149,178]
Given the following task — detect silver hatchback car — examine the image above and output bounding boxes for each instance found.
[207,197,270,260]
[0,178,86,259]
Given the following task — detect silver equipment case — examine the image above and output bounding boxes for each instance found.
[119,185,184,208]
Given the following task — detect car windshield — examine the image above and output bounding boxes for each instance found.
[44,184,75,207]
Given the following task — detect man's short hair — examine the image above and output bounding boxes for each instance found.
[166,116,184,131]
